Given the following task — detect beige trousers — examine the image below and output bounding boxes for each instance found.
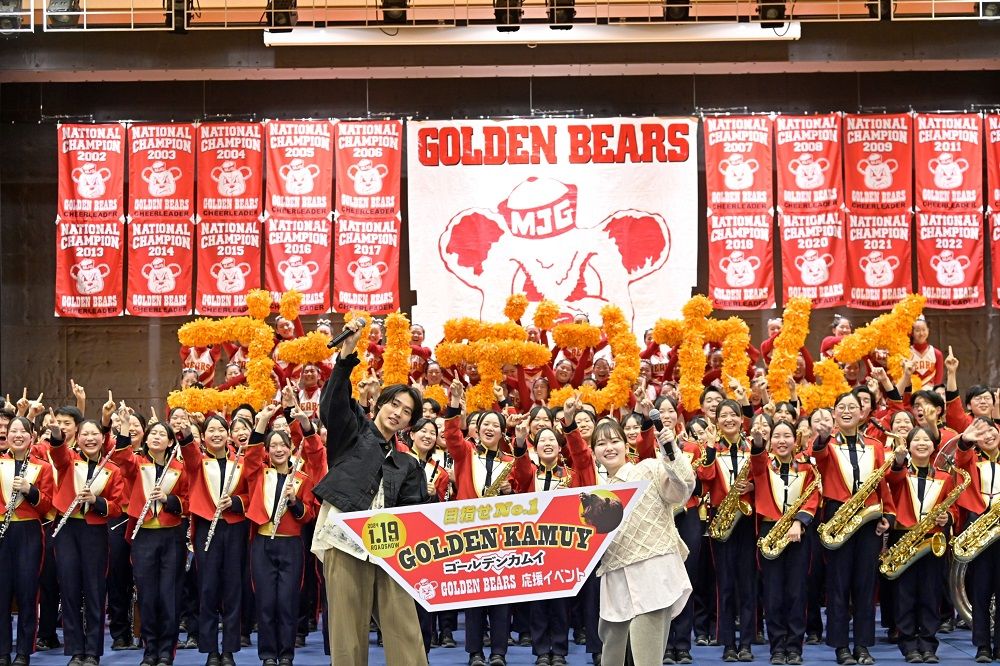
[599,607,672,666]
[323,546,428,666]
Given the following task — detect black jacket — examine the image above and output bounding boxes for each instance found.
[312,353,429,512]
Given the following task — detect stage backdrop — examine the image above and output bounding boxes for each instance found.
[406,117,699,343]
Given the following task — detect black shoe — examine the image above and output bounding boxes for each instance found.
[663,648,676,664]
[593,654,602,666]
[921,652,938,664]
[519,633,533,647]
[855,647,875,665]
[738,647,754,662]
[36,639,61,652]
[182,637,199,650]
[277,659,292,666]
[676,650,693,664]
[992,648,1000,662]
[220,653,236,666]
[975,647,992,663]
[206,654,221,666]
[904,652,922,664]
[156,660,173,666]
[241,636,251,648]
[469,653,487,666]
[12,656,28,666]
[482,632,491,647]
[262,660,278,666]
[82,658,99,666]
[489,655,507,666]
[887,629,900,645]
[574,629,587,646]
[939,619,954,634]
[956,618,971,630]
[551,656,567,666]
[753,632,767,646]
[696,636,710,647]
[507,635,516,647]
[836,648,857,666]
[440,631,457,648]
[805,634,822,646]
[770,652,786,665]
[786,653,802,665]
[140,658,156,666]
[376,632,383,647]
[294,635,305,648]
[723,647,739,663]
[534,657,551,666]
[68,656,85,666]
[431,633,440,648]
[112,638,132,652]
[0,656,11,666]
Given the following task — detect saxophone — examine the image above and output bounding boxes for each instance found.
[708,452,753,542]
[952,487,1000,563]
[483,459,513,497]
[759,470,822,560]
[818,440,894,550]
[879,467,970,579]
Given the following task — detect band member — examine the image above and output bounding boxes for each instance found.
[310,317,429,666]
[954,417,1000,663]
[108,410,145,650]
[593,417,696,666]
[699,398,757,661]
[51,412,125,666]
[445,379,516,666]
[887,427,959,664]
[751,420,819,666]
[811,392,896,666]
[113,408,189,666]
[182,414,254,666]
[0,417,55,666]
[943,350,995,433]
[245,404,322,666]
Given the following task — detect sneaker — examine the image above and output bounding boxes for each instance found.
[82,658,99,666]
[887,629,900,645]
[519,634,533,647]
[676,650,693,664]
[921,652,938,664]
[294,635,305,648]
[723,647,739,663]
[220,653,236,666]
[663,648,676,665]
[786,653,802,665]
[155,660,173,666]
[551,656,567,666]
[695,636,710,647]
[440,631,457,648]
[903,652,922,664]
[139,658,156,666]
[12,656,28,666]
[431,633,440,648]
[277,659,292,666]
[262,660,278,666]
[975,647,992,663]
[593,654,602,666]
[836,648,857,666]
[469,653,487,666]
[111,638,133,651]
[770,652,786,665]
[574,629,587,646]
[939,619,954,634]
[753,633,767,646]
[738,647,754,662]
[854,647,875,665]
[68,657,85,666]
[488,655,507,666]
[240,636,251,649]
[36,638,61,652]
[534,657,551,666]
[805,634,822,646]
[205,654,221,666]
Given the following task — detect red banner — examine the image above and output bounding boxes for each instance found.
[775,114,842,213]
[989,114,1000,212]
[197,122,264,221]
[992,212,1000,308]
[780,209,847,308]
[57,123,125,223]
[845,211,912,309]
[265,120,335,219]
[128,123,195,222]
[704,115,773,215]
[707,212,775,310]
[333,120,404,314]
[195,220,262,316]
[914,113,983,212]
[55,220,124,317]
[264,217,331,314]
[843,113,913,213]
[325,484,645,611]
[126,220,194,317]
[916,211,984,308]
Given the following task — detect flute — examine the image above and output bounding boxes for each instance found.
[269,441,304,540]
[131,445,179,540]
[204,444,245,552]
[53,446,116,537]
[0,457,29,541]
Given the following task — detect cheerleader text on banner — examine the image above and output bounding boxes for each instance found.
[126,220,194,317]
[704,115,775,310]
[988,114,1000,308]
[320,484,645,611]
[843,113,913,212]
[333,120,404,314]
[845,211,912,309]
[196,220,262,316]
[197,122,264,221]
[405,118,698,344]
[914,113,983,212]
[265,216,332,314]
[265,120,335,219]
[55,219,124,317]
[129,123,196,222]
[775,114,842,213]
[916,211,984,308]
[780,209,847,308]
[58,123,126,223]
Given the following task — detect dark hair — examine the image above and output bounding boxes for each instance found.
[475,410,507,433]
[141,421,176,455]
[0,408,14,422]
[965,385,994,408]
[528,405,554,425]
[54,406,84,426]
[232,403,258,420]
[532,426,565,455]
[203,414,230,433]
[774,401,799,421]
[753,412,775,431]
[422,397,442,416]
[809,407,833,426]
[852,385,877,408]
[265,429,292,450]
[592,417,627,447]
[770,419,796,440]
[831,314,849,330]
[686,417,710,438]
[912,389,945,415]
[77,418,104,435]
[581,402,598,415]
[621,412,643,430]
[654,395,679,412]
[408,417,439,438]
[374,385,422,428]
[834,392,860,408]
[906,425,937,447]
[714,399,743,421]
[700,385,726,406]
[130,412,148,431]
[890,410,918,430]
[8,416,35,435]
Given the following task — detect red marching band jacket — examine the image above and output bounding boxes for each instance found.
[678,439,706,511]
[886,463,959,533]
[954,436,1000,515]
[112,443,189,536]
[0,454,55,522]
[50,438,124,525]
[444,415,517,501]
[750,451,820,523]
[810,432,896,519]
[182,437,255,525]
[698,436,755,515]
[512,425,597,493]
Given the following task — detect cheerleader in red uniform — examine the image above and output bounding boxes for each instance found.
[112,406,189,666]
[180,346,221,387]
[751,419,820,665]
[51,414,125,666]
[297,366,323,420]
[0,417,55,666]
[908,317,943,388]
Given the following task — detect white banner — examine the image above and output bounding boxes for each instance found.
[406,118,699,342]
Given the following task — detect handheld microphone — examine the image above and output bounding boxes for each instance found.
[327,318,367,349]
[649,408,676,460]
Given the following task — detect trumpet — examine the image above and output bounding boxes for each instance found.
[131,445,180,540]
[204,444,246,552]
[53,447,116,537]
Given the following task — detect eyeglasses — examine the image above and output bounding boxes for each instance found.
[835,405,860,413]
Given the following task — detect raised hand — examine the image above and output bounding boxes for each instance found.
[945,346,958,374]
[449,379,465,409]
